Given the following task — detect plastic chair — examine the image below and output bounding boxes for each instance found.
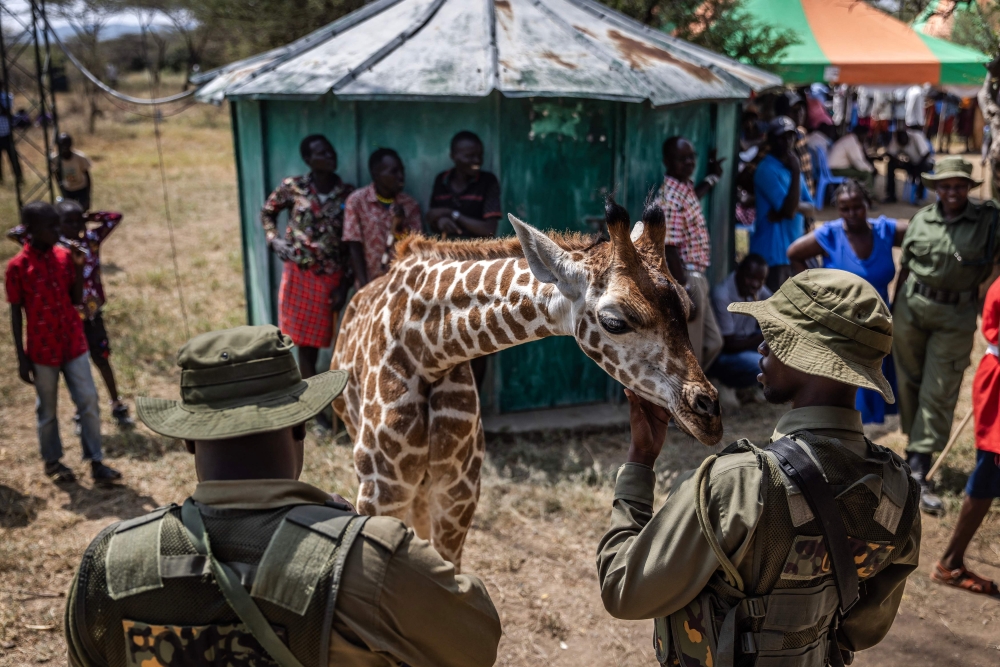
[812,146,845,211]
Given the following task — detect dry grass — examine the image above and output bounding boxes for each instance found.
[0,82,998,665]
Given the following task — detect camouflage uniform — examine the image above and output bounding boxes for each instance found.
[598,270,922,666]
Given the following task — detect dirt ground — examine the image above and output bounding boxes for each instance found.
[1,94,999,666]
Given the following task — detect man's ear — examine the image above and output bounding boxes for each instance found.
[508,213,587,300]
[184,440,196,454]
[292,423,307,442]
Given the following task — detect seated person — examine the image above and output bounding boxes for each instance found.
[708,253,771,402]
[427,131,501,239]
[884,127,934,203]
[805,123,834,154]
[828,125,876,193]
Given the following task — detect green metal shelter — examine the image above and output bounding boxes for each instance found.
[193,0,779,414]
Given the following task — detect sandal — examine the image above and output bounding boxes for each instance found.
[931,562,1000,595]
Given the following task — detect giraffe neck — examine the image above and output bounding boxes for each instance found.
[397,255,575,376]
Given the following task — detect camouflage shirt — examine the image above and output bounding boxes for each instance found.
[597,406,921,652]
[261,174,354,275]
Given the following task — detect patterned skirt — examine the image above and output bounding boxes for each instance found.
[278,262,341,349]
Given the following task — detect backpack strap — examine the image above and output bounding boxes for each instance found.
[181,498,307,667]
[694,455,744,592]
[767,437,860,615]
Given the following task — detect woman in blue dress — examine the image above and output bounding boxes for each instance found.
[787,179,909,423]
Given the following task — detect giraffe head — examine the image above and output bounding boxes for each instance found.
[509,198,723,446]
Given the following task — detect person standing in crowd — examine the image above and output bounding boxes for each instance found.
[751,116,815,292]
[653,136,724,369]
[5,202,121,485]
[51,133,93,211]
[7,201,134,428]
[0,89,22,185]
[904,84,928,131]
[787,180,907,424]
[708,253,770,404]
[885,127,934,204]
[931,277,1000,596]
[774,90,814,196]
[343,148,422,289]
[261,134,354,395]
[893,157,1000,516]
[427,131,502,239]
[598,270,920,667]
[827,125,876,194]
[65,325,502,667]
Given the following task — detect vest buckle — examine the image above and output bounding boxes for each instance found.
[740,632,757,654]
[743,597,766,618]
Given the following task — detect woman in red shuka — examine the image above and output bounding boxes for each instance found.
[931,278,1000,595]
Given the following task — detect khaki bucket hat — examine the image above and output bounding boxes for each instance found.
[729,269,894,402]
[921,156,983,189]
[137,325,347,440]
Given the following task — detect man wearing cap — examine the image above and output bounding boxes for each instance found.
[752,116,816,292]
[64,325,502,667]
[892,157,1000,515]
[598,269,921,667]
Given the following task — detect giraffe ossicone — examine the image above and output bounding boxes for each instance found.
[331,197,722,568]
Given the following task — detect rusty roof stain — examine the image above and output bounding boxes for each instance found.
[607,29,717,82]
[541,50,579,70]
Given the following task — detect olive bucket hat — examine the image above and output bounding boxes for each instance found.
[921,156,983,189]
[137,325,348,440]
[729,269,894,401]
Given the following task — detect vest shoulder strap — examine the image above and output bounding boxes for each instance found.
[105,504,179,601]
[251,504,368,616]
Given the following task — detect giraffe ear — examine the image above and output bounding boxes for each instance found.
[508,213,586,300]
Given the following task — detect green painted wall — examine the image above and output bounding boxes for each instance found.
[231,94,739,413]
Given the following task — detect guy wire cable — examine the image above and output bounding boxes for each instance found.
[139,20,191,339]
[44,16,195,106]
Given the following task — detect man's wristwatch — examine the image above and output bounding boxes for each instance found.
[451,210,461,221]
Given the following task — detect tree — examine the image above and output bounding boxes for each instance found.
[602,0,799,69]
[49,0,115,133]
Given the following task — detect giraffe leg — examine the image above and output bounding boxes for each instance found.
[426,361,485,570]
[352,393,429,517]
[408,473,433,540]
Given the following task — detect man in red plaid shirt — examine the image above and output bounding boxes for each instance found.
[652,136,724,370]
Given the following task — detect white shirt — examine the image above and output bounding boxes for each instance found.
[888,129,932,163]
[805,131,832,153]
[828,134,874,172]
[904,85,925,128]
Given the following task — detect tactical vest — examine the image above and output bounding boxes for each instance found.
[69,498,367,667]
[655,431,919,667]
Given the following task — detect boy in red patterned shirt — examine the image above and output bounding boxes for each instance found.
[5,202,121,484]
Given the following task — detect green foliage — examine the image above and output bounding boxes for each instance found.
[601,0,800,69]
[171,0,369,56]
[951,2,1000,56]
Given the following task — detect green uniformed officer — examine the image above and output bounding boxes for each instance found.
[598,269,921,667]
[64,325,502,667]
[892,156,1000,515]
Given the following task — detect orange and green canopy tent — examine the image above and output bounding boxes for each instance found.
[744,0,989,85]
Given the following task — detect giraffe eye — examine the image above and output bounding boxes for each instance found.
[599,314,631,335]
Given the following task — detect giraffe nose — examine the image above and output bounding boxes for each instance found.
[690,391,720,418]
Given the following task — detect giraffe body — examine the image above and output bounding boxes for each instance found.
[332,201,723,567]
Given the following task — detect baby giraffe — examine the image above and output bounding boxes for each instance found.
[332,199,722,568]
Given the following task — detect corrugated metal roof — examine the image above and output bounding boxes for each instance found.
[194,0,781,105]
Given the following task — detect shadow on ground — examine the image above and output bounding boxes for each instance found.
[0,486,47,528]
[59,482,160,521]
[101,431,186,461]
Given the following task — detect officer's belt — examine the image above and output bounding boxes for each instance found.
[911,276,976,305]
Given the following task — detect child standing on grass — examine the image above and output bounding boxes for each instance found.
[51,132,93,211]
[7,201,134,427]
[5,202,121,485]
[932,277,1000,596]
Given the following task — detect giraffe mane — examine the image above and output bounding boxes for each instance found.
[396,232,607,262]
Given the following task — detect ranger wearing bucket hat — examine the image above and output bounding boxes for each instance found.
[892,156,1000,515]
[64,325,501,667]
[598,269,921,667]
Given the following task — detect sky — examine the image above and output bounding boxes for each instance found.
[3,0,173,37]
